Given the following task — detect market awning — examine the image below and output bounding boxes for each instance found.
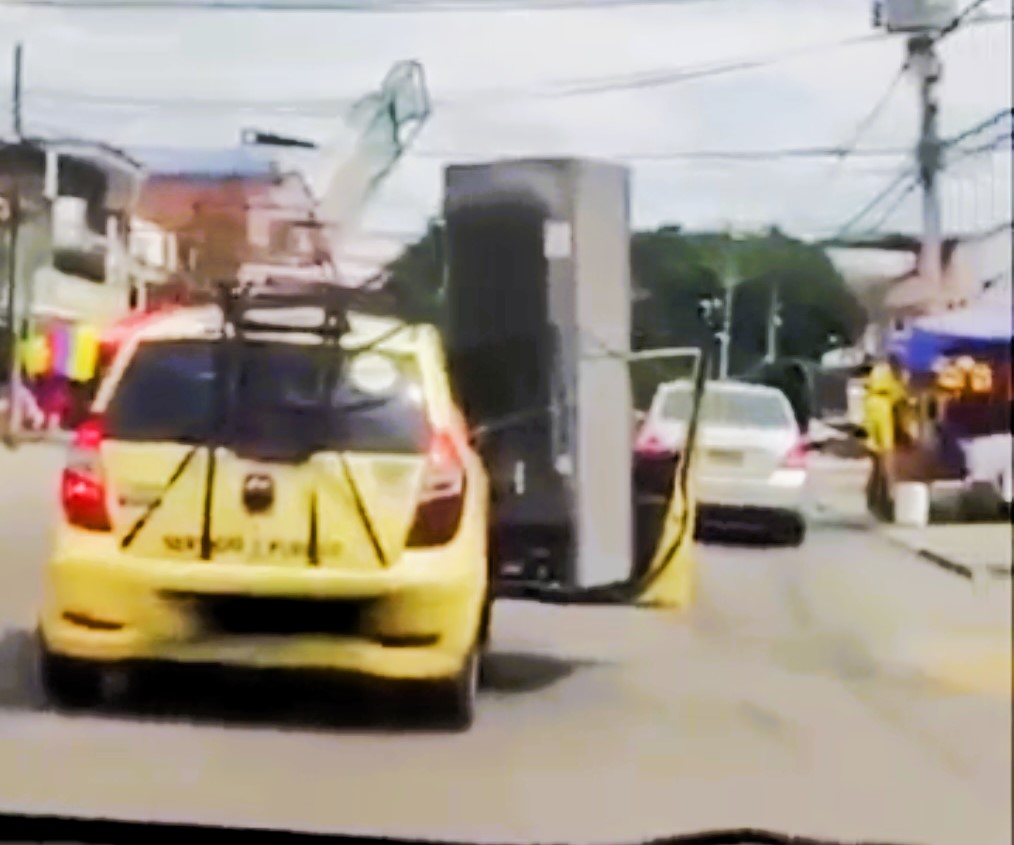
[891,300,1012,374]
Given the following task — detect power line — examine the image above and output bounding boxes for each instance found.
[820,59,910,192]
[837,63,907,161]
[943,108,1013,148]
[837,121,1012,237]
[966,218,1014,240]
[11,101,916,167]
[0,0,722,10]
[24,88,357,113]
[946,132,1013,164]
[15,97,914,169]
[862,178,919,233]
[529,33,893,98]
[4,31,904,116]
[937,0,995,37]
[522,14,1009,102]
[410,145,910,161]
[831,166,919,236]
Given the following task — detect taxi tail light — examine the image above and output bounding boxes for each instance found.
[406,430,465,548]
[61,416,112,532]
[781,438,808,470]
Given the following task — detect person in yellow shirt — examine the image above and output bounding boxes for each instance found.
[864,354,908,519]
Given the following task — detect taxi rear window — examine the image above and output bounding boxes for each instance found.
[104,339,430,454]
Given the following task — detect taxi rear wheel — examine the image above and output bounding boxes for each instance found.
[478,594,493,648]
[427,648,478,732]
[39,648,103,711]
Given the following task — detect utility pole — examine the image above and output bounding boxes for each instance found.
[12,43,23,140]
[873,2,964,310]
[4,44,25,444]
[717,234,742,381]
[718,280,733,379]
[765,282,781,363]
[908,33,944,304]
[2,190,20,438]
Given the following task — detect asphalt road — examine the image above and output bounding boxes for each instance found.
[0,444,1010,845]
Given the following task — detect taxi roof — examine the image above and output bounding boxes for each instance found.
[131,304,421,354]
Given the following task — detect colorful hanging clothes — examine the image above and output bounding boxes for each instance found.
[69,323,100,383]
[49,324,71,378]
[21,333,52,378]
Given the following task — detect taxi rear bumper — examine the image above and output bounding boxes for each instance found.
[40,538,486,681]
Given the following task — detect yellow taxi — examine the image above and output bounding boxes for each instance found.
[38,286,491,729]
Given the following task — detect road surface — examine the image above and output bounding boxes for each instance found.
[0,443,1010,845]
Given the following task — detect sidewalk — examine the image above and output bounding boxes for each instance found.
[809,455,1013,580]
[807,457,1012,697]
[881,523,1013,581]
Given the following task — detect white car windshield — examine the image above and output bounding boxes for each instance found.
[661,386,791,429]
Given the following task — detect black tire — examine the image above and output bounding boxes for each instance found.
[478,593,493,649]
[428,649,478,732]
[780,514,806,547]
[960,482,1000,523]
[39,647,102,711]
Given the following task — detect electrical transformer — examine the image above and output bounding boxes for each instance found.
[443,159,633,590]
[874,0,958,32]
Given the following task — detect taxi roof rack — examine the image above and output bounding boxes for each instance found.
[182,280,358,562]
[216,279,356,341]
[121,278,394,565]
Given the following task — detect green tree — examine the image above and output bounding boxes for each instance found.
[384,223,866,375]
[633,227,865,374]
[381,220,444,325]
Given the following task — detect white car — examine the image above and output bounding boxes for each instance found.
[636,379,808,544]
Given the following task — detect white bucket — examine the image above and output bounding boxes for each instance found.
[894,482,930,527]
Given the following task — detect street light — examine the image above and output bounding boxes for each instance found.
[704,227,752,380]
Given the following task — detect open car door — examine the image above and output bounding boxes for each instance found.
[628,347,705,608]
[499,344,707,609]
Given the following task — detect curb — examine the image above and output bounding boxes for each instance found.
[914,547,1012,581]
[878,532,1012,583]
[912,547,976,581]
[815,498,1012,583]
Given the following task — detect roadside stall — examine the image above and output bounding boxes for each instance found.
[884,301,1012,523]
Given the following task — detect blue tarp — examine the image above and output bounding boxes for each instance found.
[890,300,1013,374]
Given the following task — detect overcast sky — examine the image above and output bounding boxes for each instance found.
[1,0,1011,244]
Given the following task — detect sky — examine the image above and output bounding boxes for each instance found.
[0,0,1011,247]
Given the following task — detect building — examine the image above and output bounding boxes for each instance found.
[130,146,335,298]
[826,225,1013,357]
[2,136,146,348]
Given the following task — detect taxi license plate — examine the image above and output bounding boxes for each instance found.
[707,449,743,465]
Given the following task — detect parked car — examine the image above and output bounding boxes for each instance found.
[636,379,808,544]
